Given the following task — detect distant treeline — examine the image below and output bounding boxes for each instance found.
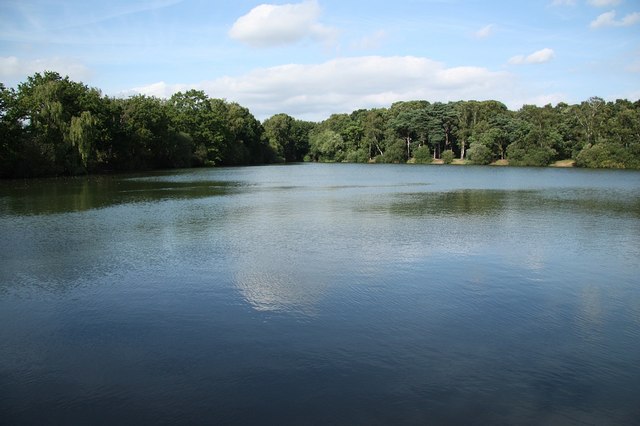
[1,72,639,178]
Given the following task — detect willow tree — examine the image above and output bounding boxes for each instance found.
[68,111,97,169]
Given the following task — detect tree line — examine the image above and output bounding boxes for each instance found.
[1,72,639,178]
[305,98,640,169]
[0,72,281,178]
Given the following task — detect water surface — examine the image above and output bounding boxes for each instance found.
[1,164,639,425]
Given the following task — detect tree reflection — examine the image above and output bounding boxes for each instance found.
[0,174,238,216]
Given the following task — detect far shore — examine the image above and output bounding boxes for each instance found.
[426,158,576,167]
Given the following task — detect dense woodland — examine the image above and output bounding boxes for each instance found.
[1,72,639,178]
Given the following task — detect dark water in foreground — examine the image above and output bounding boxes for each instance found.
[1,164,639,425]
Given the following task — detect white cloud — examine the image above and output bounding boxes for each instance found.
[228,0,337,48]
[127,56,515,120]
[520,93,568,107]
[590,10,640,28]
[0,56,92,82]
[474,24,495,39]
[125,81,190,98]
[588,0,621,7]
[623,89,640,102]
[509,48,556,65]
[622,12,640,25]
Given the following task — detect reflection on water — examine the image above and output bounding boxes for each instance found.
[1,164,640,424]
[364,188,640,219]
[385,189,512,216]
[234,270,330,314]
[0,172,238,216]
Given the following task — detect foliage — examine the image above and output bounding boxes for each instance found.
[412,145,431,164]
[345,148,370,163]
[467,143,493,165]
[308,129,344,162]
[2,72,640,178]
[575,144,638,169]
[263,113,312,163]
[1,73,276,177]
[507,144,557,167]
[441,150,454,164]
[376,140,407,163]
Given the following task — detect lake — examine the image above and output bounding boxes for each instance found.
[1,163,639,425]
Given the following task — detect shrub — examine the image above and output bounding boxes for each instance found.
[507,145,556,167]
[412,145,431,163]
[441,150,454,164]
[345,148,369,163]
[379,140,407,163]
[576,144,628,169]
[467,144,493,165]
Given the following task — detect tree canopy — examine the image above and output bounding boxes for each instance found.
[304,97,640,169]
[1,73,639,178]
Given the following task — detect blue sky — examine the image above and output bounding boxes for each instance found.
[1,0,639,120]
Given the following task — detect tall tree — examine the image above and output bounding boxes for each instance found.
[170,90,225,165]
[68,111,98,169]
[362,108,387,159]
[0,84,23,176]
[507,105,560,166]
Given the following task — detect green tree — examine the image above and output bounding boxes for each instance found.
[224,102,270,165]
[574,97,606,147]
[441,149,454,164]
[263,113,309,162]
[412,145,431,163]
[430,102,458,156]
[362,108,387,160]
[466,143,493,165]
[11,72,111,175]
[507,105,559,166]
[377,139,407,163]
[308,129,344,162]
[68,111,98,169]
[120,95,178,169]
[455,100,478,160]
[387,101,431,160]
[0,84,24,177]
[169,90,219,165]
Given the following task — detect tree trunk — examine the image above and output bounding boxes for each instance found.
[406,136,411,159]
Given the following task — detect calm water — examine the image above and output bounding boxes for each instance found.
[1,164,639,425]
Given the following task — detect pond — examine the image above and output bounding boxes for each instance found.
[1,164,639,424]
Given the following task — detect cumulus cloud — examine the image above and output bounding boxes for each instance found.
[125,81,190,98]
[0,56,92,82]
[474,24,495,39]
[127,56,515,120]
[228,0,337,48]
[520,93,568,107]
[590,10,640,28]
[588,0,621,7]
[509,48,556,65]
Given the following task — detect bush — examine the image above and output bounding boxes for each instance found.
[507,145,556,167]
[412,145,431,163]
[575,143,629,169]
[441,150,454,164]
[345,148,370,163]
[467,144,493,165]
[378,140,407,163]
